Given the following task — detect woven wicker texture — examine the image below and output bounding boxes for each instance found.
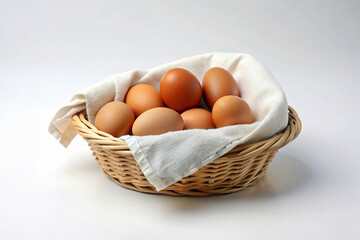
[72,106,301,196]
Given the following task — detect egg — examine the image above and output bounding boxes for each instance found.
[94,101,135,137]
[202,67,240,108]
[125,84,164,117]
[132,107,184,136]
[212,96,253,128]
[160,68,202,112]
[181,108,215,129]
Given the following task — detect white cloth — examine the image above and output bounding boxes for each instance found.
[49,52,288,191]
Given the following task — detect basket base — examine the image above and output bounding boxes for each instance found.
[94,151,276,197]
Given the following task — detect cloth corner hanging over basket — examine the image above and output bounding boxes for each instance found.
[71,106,301,196]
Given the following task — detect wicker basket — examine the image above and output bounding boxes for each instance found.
[72,106,301,196]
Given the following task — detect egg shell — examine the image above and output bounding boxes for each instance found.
[94,101,135,137]
[202,67,241,108]
[125,84,164,117]
[181,108,215,129]
[212,96,253,128]
[132,107,184,136]
[160,68,202,112]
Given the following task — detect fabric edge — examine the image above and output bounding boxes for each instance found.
[121,135,170,191]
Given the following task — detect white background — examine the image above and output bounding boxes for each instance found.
[1,1,359,239]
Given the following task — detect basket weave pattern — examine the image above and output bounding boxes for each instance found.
[72,106,301,196]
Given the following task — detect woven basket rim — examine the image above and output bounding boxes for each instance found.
[72,105,301,157]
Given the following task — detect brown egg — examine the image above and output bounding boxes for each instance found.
[132,107,184,136]
[160,68,202,112]
[181,108,215,129]
[125,84,164,117]
[212,96,253,128]
[202,67,240,108]
[94,101,134,137]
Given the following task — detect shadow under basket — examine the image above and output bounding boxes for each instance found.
[72,106,301,196]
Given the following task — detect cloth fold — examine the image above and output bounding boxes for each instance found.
[49,52,288,191]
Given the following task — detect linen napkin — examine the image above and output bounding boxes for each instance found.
[49,52,288,191]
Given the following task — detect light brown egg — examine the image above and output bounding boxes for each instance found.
[94,101,134,137]
[202,67,240,108]
[181,108,215,129]
[212,96,253,128]
[125,84,164,117]
[132,107,184,136]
